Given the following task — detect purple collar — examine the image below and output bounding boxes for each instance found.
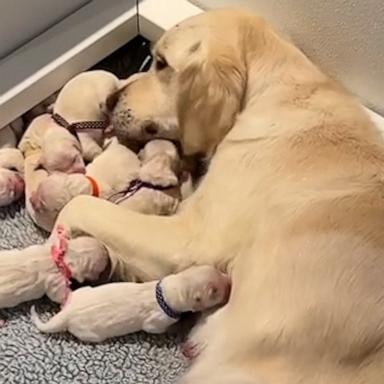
[110,179,177,204]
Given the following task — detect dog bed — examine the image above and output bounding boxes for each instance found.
[0,201,188,383]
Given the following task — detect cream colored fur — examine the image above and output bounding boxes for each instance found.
[54,70,121,162]
[19,114,83,229]
[19,113,85,174]
[0,237,108,308]
[31,139,140,228]
[30,265,229,342]
[31,139,181,229]
[15,8,384,384]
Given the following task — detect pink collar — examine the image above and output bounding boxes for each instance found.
[51,225,72,305]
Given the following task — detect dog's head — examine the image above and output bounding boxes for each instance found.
[109,9,265,157]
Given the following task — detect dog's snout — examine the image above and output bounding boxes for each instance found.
[142,121,159,136]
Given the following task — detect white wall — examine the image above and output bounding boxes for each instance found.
[189,0,384,115]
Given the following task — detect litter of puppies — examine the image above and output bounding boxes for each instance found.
[0,69,230,344]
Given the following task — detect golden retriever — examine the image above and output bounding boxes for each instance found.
[54,8,384,384]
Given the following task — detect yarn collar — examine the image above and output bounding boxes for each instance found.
[155,280,181,320]
[110,179,177,204]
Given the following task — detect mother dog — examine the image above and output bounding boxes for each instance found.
[55,8,384,384]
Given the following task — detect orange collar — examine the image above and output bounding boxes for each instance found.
[86,176,100,197]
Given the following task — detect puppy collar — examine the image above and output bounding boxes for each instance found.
[51,225,72,306]
[52,113,109,137]
[110,179,177,205]
[86,176,100,197]
[155,280,181,320]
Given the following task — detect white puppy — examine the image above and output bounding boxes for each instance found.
[114,139,182,215]
[31,265,230,342]
[29,139,140,227]
[0,148,25,207]
[30,139,182,226]
[53,70,120,162]
[0,236,109,309]
[19,114,85,174]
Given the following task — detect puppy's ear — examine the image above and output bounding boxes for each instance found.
[177,46,246,156]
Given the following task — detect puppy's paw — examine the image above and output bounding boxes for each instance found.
[181,341,201,360]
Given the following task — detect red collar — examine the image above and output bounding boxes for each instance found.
[51,225,72,305]
[86,176,100,197]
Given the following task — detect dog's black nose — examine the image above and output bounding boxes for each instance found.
[142,121,158,136]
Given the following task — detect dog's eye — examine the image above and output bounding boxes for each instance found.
[155,56,168,71]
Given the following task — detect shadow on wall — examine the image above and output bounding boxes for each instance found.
[189,0,384,115]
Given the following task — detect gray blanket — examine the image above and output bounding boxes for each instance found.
[0,202,187,384]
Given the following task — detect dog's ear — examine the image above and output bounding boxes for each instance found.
[177,46,246,156]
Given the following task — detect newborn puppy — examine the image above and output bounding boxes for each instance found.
[0,236,108,309]
[19,114,85,174]
[41,124,85,174]
[116,139,182,215]
[53,70,120,162]
[0,148,25,206]
[31,265,230,342]
[30,139,140,227]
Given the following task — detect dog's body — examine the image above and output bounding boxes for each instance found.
[19,114,83,229]
[31,265,230,342]
[0,237,108,308]
[54,70,120,162]
[0,148,25,206]
[19,114,85,174]
[5,8,384,383]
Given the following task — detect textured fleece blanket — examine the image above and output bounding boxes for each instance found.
[0,202,188,384]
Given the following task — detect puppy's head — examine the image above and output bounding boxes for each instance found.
[30,173,89,214]
[54,70,120,122]
[41,130,85,174]
[110,9,257,157]
[138,140,181,186]
[173,265,231,312]
[66,236,110,283]
[0,169,24,207]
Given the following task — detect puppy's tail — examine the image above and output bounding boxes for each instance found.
[30,305,66,334]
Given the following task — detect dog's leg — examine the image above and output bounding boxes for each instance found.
[53,195,196,281]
